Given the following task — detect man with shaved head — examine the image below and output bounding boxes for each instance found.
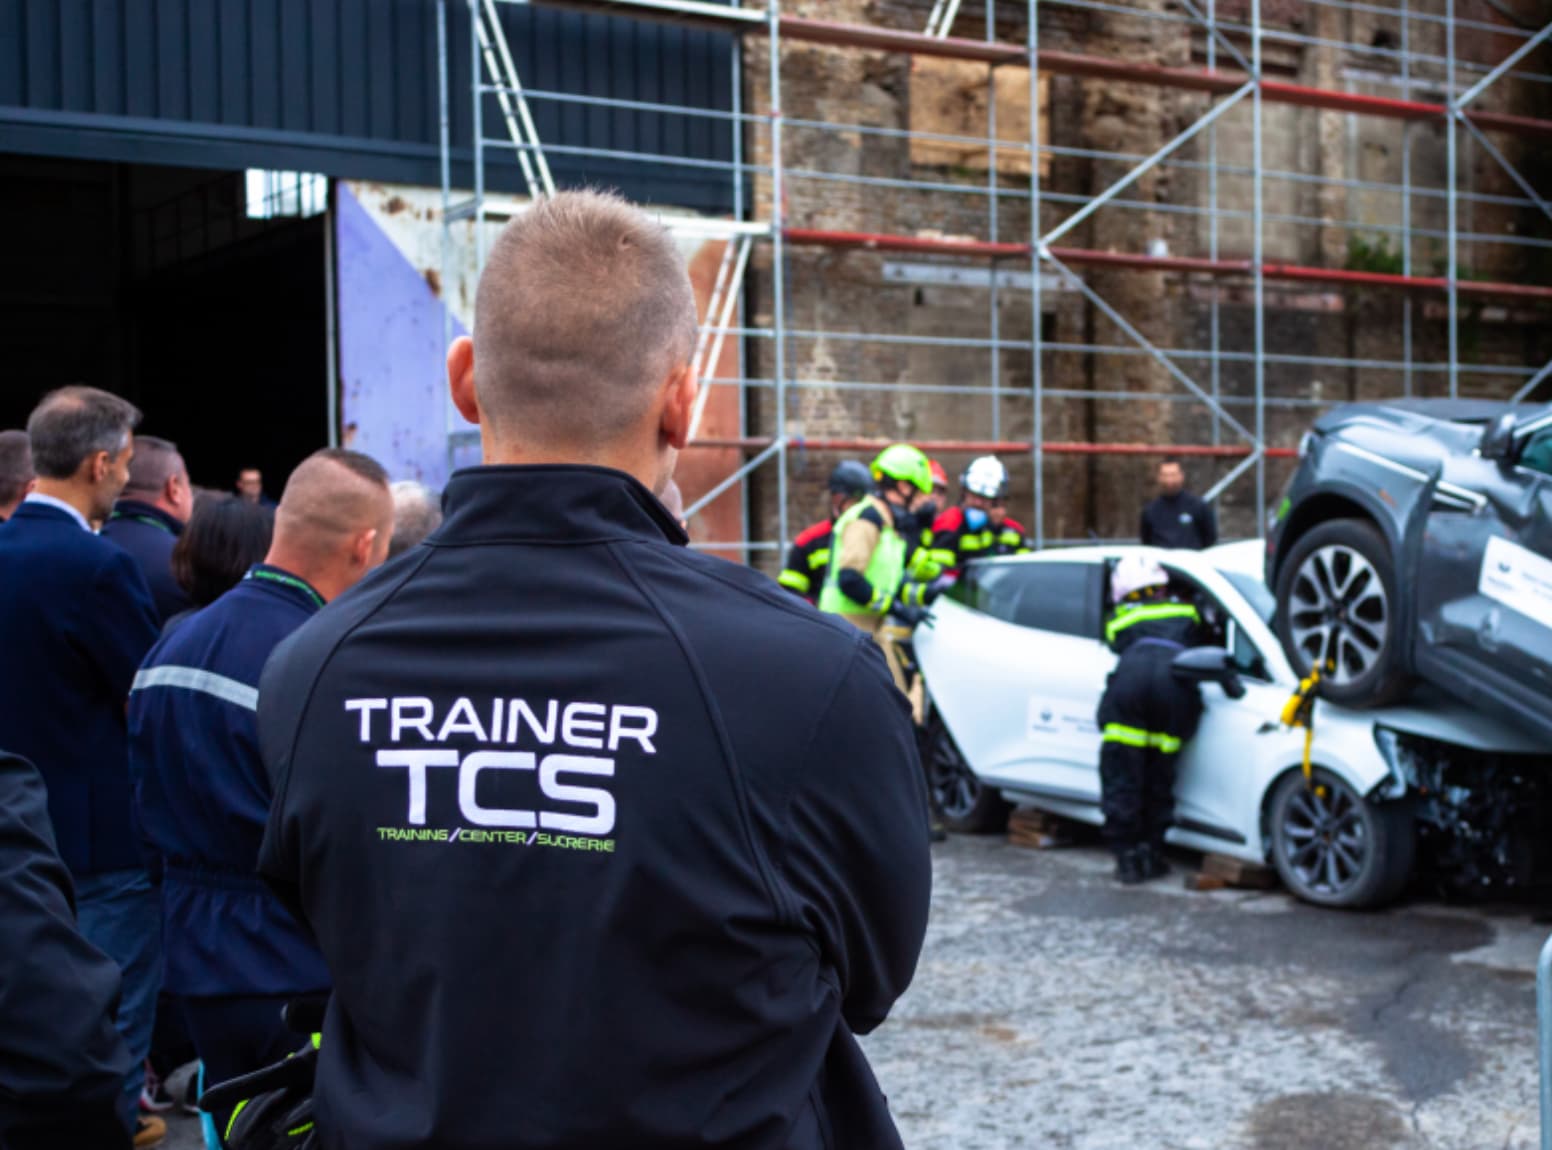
[255,191,930,1149]
[102,435,194,621]
[127,448,391,1130]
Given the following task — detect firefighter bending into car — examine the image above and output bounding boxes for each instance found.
[1097,554,1206,885]
[926,455,1030,580]
[778,460,874,604]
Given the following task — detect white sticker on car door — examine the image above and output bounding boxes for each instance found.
[1479,535,1552,628]
[1027,698,1099,740]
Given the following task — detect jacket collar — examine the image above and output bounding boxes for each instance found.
[109,499,184,536]
[242,564,326,612]
[436,465,688,547]
[19,494,93,533]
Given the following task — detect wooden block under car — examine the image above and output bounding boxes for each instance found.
[1184,873,1229,892]
[1006,807,1078,850]
[1199,853,1279,890]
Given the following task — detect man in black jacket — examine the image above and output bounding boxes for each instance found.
[257,190,932,1150]
[0,751,133,1150]
[1139,456,1217,550]
[102,435,194,622]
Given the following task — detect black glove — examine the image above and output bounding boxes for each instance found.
[890,603,931,629]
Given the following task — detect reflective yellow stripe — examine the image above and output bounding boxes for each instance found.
[1101,723,1150,748]
[1105,602,1201,644]
[227,1099,250,1141]
[288,1122,316,1137]
[1101,723,1182,753]
[778,570,812,593]
[807,548,831,570]
[928,548,958,568]
[959,535,988,552]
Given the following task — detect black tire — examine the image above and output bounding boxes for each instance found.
[1274,517,1410,707]
[1267,768,1415,909]
[924,716,1010,835]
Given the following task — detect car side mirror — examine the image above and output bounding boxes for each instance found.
[1171,646,1247,699]
[1480,412,1517,462]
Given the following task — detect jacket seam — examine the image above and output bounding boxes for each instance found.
[649,543,847,632]
[266,548,437,817]
[604,541,799,928]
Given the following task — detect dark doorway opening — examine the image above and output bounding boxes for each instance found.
[0,154,328,499]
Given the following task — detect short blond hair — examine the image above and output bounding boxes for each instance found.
[472,190,697,447]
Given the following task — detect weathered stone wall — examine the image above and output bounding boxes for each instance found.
[737,0,1551,566]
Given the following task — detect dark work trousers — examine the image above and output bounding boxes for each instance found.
[181,995,300,1139]
[1096,639,1203,853]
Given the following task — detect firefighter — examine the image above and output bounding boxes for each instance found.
[926,455,1030,580]
[777,460,873,604]
[1096,554,1205,884]
[818,444,937,690]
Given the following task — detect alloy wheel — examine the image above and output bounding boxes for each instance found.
[1280,777,1370,897]
[1287,544,1389,685]
[927,727,981,819]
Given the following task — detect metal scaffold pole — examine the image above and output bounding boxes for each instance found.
[1446,0,1459,400]
[988,0,1001,443]
[1208,0,1221,446]
[1028,0,1044,549]
[769,0,790,552]
[1251,0,1265,522]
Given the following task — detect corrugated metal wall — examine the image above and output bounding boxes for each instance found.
[0,0,736,210]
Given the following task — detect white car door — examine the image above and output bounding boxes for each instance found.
[918,559,1113,805]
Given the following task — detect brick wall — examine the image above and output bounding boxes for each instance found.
[734,0,1551,567]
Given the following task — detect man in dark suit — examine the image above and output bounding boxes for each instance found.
[0,387,162,1146]
[102,436,194,623]
[0,750,133,1150]
[0,430,33,523]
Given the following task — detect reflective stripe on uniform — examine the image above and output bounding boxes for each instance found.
[778,570,812,593]
[131,665,259,711]
[927,548,957,569]
[959,535,988,552]
[1101,723,1183,754]
[1105,601,1201,644]
[807,548,831,570]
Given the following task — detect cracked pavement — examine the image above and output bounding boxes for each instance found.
[861,834,1549,1150]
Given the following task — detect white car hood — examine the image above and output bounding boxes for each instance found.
[1357,692,1546,754]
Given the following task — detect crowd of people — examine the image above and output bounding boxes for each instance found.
[0,393,444,1149]
[0,188,1226,1150]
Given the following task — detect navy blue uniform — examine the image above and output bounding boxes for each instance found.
[128,565,331,1121]
[0,751,132,1150]
[0,502,160,877]
[1096,600,1205,851]
[257,465,932,1150]
[102,500,190,624]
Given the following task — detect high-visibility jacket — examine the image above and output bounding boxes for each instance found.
[778,518,834,603]
[819,496,907,619]
[926,505,1030,578]
[1105,598,1202,652]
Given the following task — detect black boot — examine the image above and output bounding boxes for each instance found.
[1140,843,1171,880]
[1115,847,1146,885]
[928,820,948,844]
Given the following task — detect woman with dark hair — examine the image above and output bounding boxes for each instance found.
[168,494,275,618]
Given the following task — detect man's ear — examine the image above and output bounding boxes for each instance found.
[448,336,480,425]
[352,527,379,569]
[660,362,699,451]
[87,451,109,485]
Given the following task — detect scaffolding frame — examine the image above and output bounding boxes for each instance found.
[438,0,1552,553]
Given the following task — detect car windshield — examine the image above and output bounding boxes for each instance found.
[1219,569,1275,625]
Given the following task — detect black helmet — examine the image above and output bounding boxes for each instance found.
[827,460,873,497]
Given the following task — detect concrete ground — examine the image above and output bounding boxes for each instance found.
[160,835,1549,1149]
[863,835,1549,1150]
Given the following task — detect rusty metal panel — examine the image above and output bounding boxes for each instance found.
[0,0,735,212]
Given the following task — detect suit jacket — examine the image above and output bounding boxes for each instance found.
[0,751,132,1149]
[101,500,190,623]
[0,503,160,876]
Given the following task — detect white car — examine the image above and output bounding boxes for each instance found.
[914,540,1548,908]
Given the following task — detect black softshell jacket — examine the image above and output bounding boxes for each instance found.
[257,465,932,1150]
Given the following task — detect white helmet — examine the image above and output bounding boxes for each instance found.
[961,456,1008,500]
[1111,554,1168,602]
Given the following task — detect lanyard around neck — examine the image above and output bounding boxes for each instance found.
[245,568,325,609]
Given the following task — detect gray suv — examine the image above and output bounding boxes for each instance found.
[1268,399,1552,742]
